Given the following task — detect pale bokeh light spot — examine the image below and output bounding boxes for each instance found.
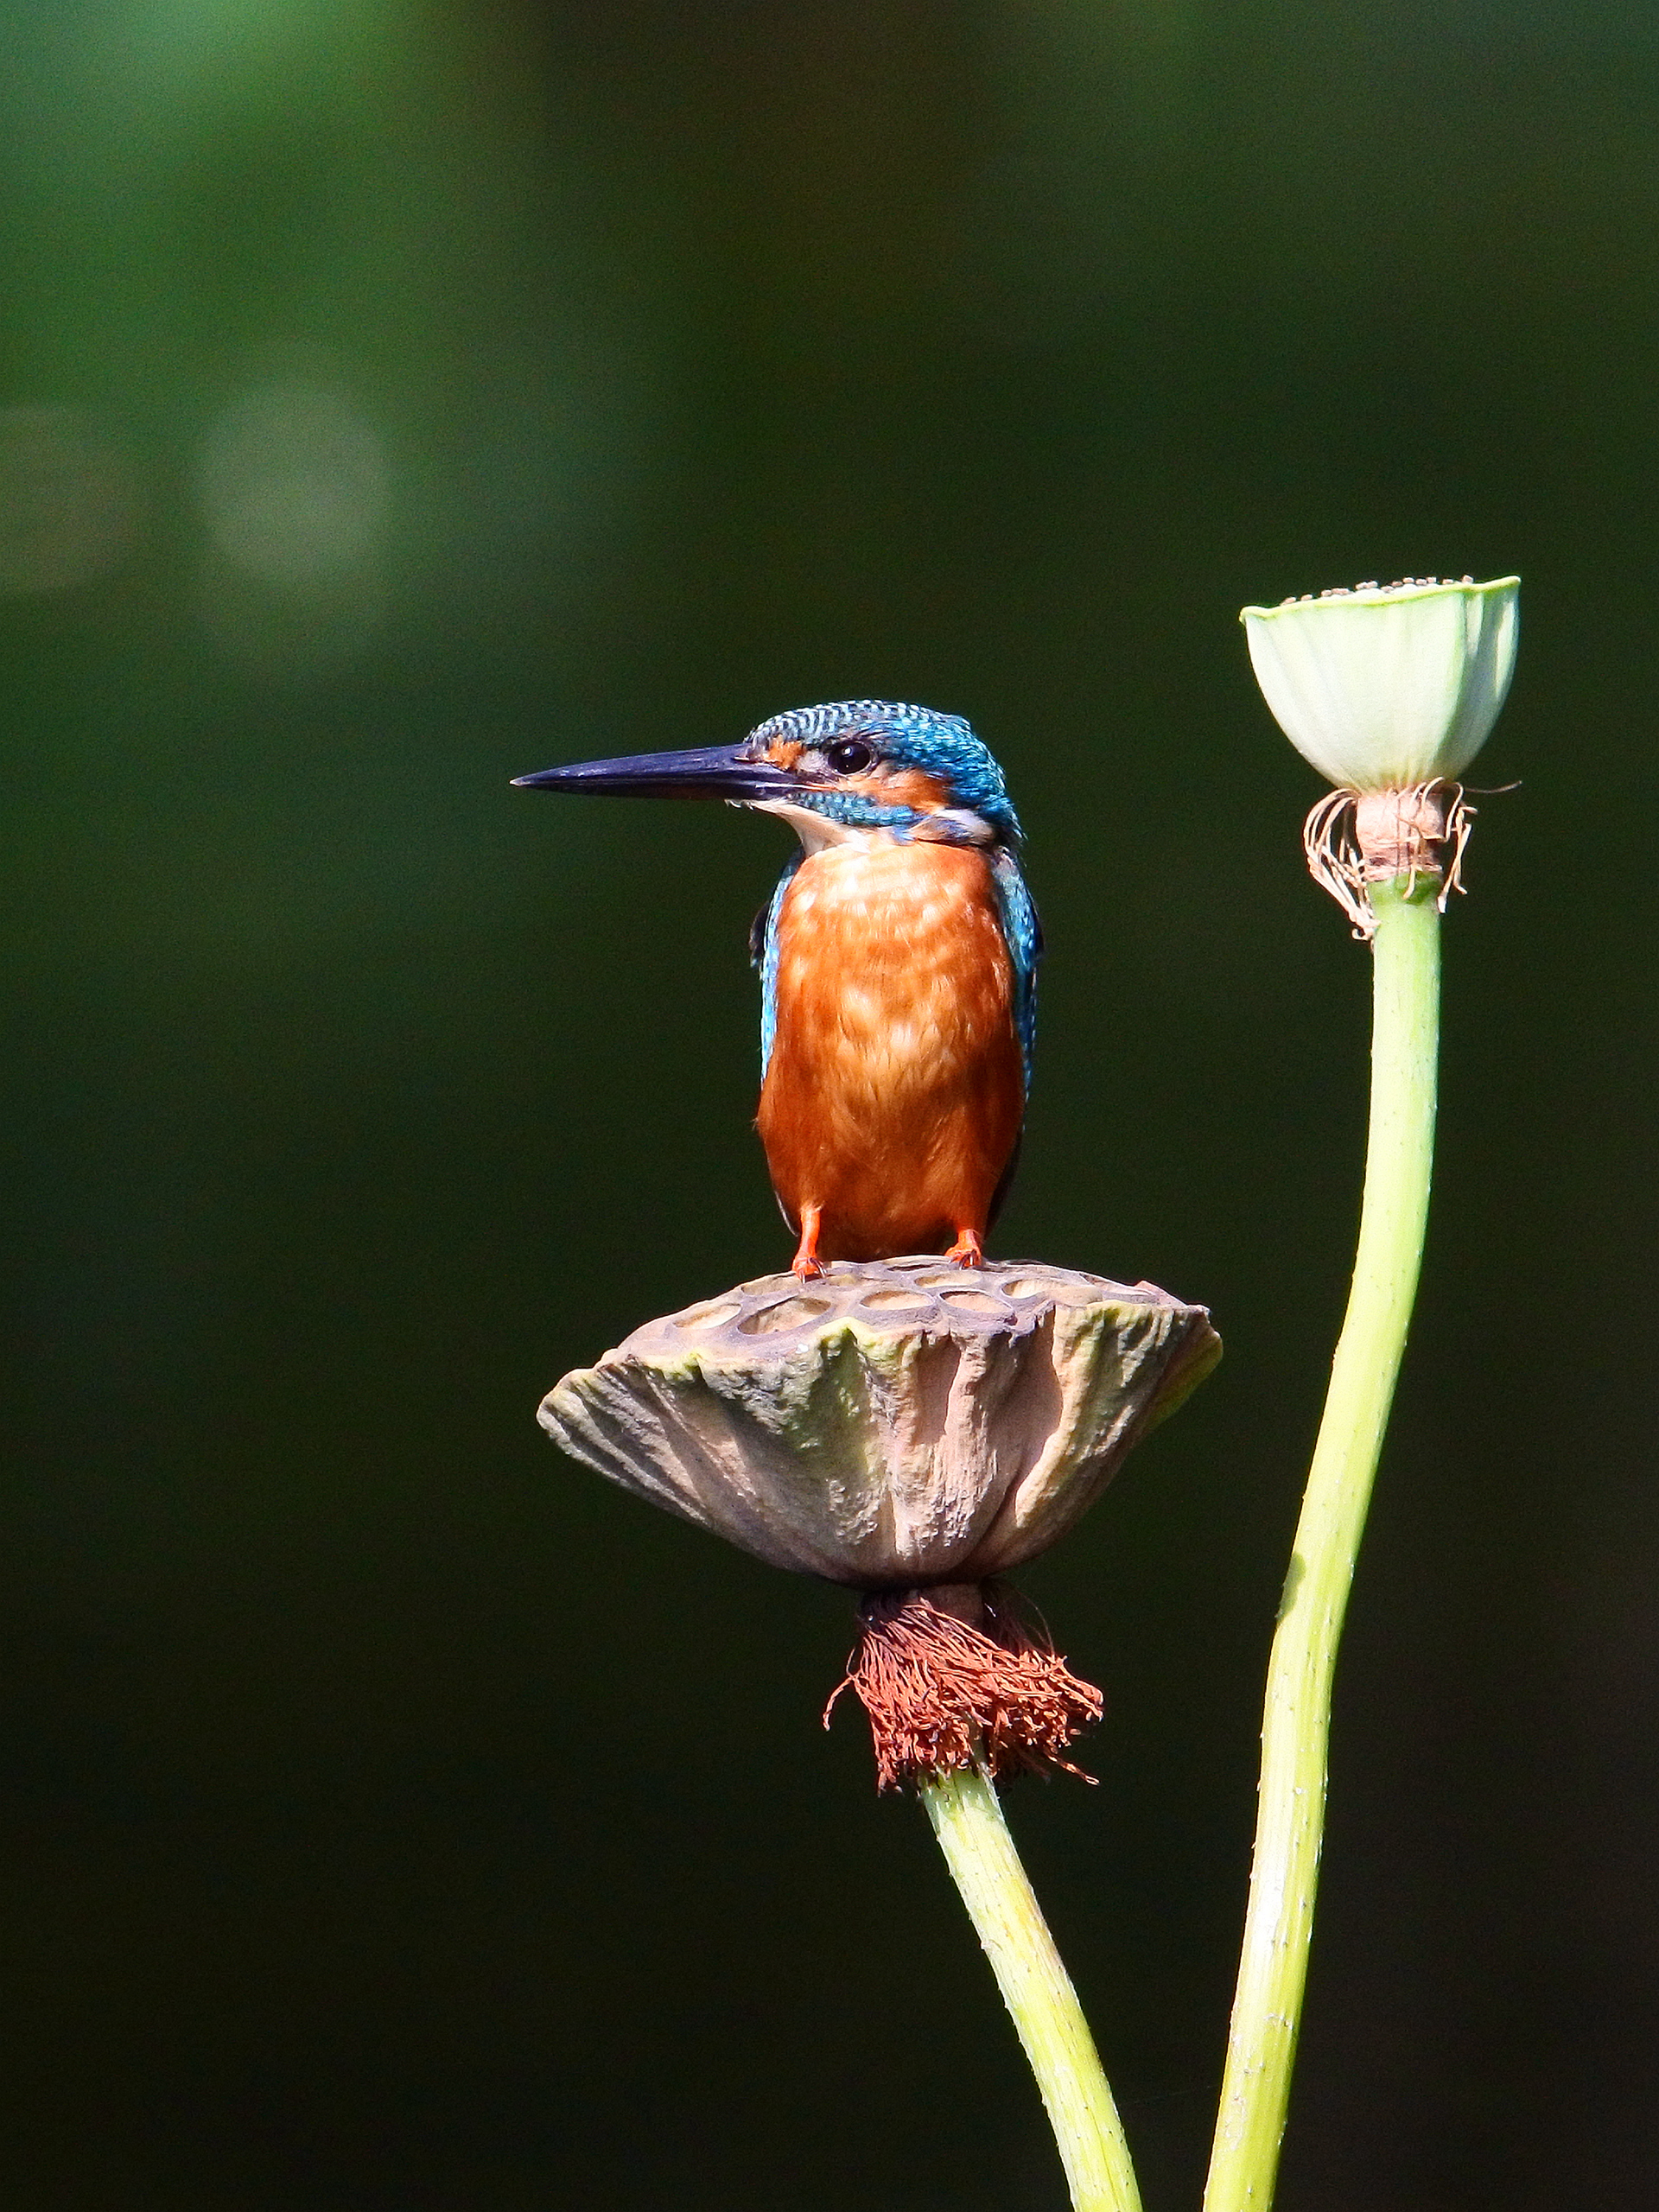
[194,381,388,586]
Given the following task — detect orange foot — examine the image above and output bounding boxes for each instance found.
[791,1202,826,1282]
[944,1226,984,1269]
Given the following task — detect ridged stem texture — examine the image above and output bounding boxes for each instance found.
[921,1764,1142,2212]
[1204,879,1441,2212]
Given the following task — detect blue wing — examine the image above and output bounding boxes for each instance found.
[749,853,802,1077]
[989,848,1042,1092]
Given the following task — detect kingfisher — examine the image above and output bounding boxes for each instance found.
[514,701,1040,1281]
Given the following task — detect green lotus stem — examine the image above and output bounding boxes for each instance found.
[1205,877,1441,2212]
[922,1764,1142,2212]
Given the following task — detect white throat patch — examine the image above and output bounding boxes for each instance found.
[747,799,995,854]
[747,800,886,854]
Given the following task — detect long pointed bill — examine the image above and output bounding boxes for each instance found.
[512,744,810,803]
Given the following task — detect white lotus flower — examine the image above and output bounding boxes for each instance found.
[1241,575,1519,791]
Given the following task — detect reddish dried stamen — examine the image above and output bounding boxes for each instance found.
[824,1581,1103,1792]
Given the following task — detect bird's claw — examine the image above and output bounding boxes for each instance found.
[791,1205,826,1281]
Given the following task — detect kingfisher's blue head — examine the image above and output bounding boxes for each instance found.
[513,699,1020,849]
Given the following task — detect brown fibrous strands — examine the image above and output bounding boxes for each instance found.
[1303,779,1476,938]
[824,1581,1104,1792]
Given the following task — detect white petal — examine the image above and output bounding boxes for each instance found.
[1241,577,1519,789]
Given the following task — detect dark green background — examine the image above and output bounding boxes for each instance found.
[1,3,1653,2206]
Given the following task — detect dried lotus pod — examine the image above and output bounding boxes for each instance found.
[539,1256,1219,1784]
[541,1256,1218,1587]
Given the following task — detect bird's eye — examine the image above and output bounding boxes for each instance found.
[825,739,876,776]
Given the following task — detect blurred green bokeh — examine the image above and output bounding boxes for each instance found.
[0,3,1654,2207]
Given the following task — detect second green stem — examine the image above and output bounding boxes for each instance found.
[1205,879,1442,2212]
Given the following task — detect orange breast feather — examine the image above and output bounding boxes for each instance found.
[756,839,1025,1262]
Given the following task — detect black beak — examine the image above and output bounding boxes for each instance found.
[512,743,810,804]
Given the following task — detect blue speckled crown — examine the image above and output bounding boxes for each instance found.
[744,700,1021,842]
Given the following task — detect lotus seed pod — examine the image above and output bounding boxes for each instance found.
[539,1256,1220,1589]
[1240,575,1519,793]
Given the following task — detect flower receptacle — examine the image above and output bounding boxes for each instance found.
[1244,575,1521,931]
[1241,575,1518,793]
[539,1256,1218,1590]
[539,1256,1219,1789]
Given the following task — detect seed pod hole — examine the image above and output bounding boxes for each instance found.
[673,1300,742,1331]
[736,1294,835,1335]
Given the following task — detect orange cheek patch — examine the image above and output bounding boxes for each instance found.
[760,739,806,770]
[861,766,953,810]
